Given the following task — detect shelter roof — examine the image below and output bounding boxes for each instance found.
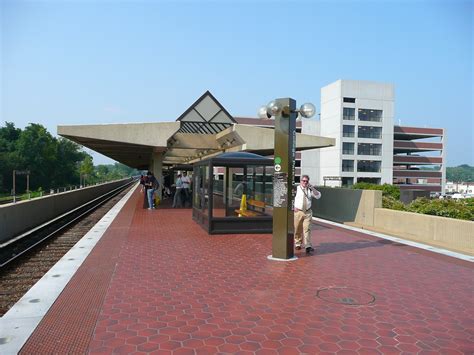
[58,91,335,169]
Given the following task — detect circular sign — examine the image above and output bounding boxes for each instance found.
[274,157,282,164]
[274,164,281,172]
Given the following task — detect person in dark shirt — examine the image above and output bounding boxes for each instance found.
[145,171,159,210]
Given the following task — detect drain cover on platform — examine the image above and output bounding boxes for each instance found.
[316,287,375,306]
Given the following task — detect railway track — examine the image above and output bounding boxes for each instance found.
[0,182,135,316]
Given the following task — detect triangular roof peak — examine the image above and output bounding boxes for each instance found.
[176,90,236,125]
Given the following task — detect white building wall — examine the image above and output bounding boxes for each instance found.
[311,79,394,187]
[318,80,343,186]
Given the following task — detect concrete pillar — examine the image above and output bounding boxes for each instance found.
[150,151,163,199]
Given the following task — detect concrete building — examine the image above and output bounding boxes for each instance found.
[301,80,395,188]
[392,126,446,193]
[445,181,473,195]
[300,79,445,193]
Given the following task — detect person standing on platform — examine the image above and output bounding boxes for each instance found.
[294,175,321,254]
[172,174,183,208]
[139,174,145,192]
[146,171,159,210]
[180,171,191,207]
[143,174,150,209]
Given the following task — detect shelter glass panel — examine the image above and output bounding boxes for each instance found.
[212,174,225,217]
[193,152,273,234]
[193,165,210,215]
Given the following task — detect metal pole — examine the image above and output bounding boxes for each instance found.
[272,98,297,259]
[27,174,30,199]
[12,170,16,203]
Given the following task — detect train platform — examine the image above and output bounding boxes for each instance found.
[1,184,473,354]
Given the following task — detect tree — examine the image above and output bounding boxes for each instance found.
[447,165,474,182]
[0,122,22,193]
[0,122,21,152]
[53,138,88,187]
[95,165,110,181]
[79,156,94,185]
[15,124,57,191]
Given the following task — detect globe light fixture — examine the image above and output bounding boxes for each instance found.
[258,105,271,119]
[299,103,316,118]
[259,100,316,119]
[266,100,282,116]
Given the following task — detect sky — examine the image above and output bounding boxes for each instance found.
[1,0,472,166]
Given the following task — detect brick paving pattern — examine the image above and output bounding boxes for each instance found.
[21,188,474,354]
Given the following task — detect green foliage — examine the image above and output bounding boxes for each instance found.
[0,122,137,194]
[406,197,473,221]
[447,165,474,182]
[352,183,400,199]
[79,155,94,177]
[382,196,406,210]
[354,182,473,221]
[54,138,87,186]
[16,123,58,190]
[0,122,88,192]
[86,163,138,184]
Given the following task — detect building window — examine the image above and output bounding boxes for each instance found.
[343,97,356,103]
[343,125,355,137]
[342,177,354,186]
[342,142,354,155]
[343,108,355,120]
[357,177,381,184]
[358,143,382,156]
[342,160,354,172]
[357,160,381,173]
[358,126,382,139]
[358,109,383,122]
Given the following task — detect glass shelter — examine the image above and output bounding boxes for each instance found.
[192,152,273,234]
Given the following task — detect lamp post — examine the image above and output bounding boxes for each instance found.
[12,170,30,202]
[259,99,316,260]
[12,170,15,203]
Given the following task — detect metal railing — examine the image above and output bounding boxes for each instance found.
[1,179,126,205]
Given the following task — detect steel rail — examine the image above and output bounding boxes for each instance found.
[0,179,137,268]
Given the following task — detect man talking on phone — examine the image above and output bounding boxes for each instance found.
[294,175,321,254]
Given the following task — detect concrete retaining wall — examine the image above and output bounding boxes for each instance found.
[312,186,473,254]
[373,208,474,254]
[312,187,382,226]
[0,179,133,243]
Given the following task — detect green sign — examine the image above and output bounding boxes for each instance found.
[274,156,282,164]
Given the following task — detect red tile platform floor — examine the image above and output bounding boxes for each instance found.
[21,188,474,354]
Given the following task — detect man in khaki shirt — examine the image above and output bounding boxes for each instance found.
[294,175,321,254]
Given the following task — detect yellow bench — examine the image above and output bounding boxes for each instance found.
[235,199,266,217]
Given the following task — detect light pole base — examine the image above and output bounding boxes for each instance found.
[267,255,298,262]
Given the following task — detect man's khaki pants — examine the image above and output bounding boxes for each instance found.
[294,210,313,248]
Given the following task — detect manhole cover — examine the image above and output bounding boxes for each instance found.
[0,336,12,344]
[316,287,375,306]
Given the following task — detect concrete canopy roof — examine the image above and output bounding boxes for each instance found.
[58,122,180,169]
[58,91,335,169]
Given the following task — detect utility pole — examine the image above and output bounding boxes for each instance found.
[12,170,16,203]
